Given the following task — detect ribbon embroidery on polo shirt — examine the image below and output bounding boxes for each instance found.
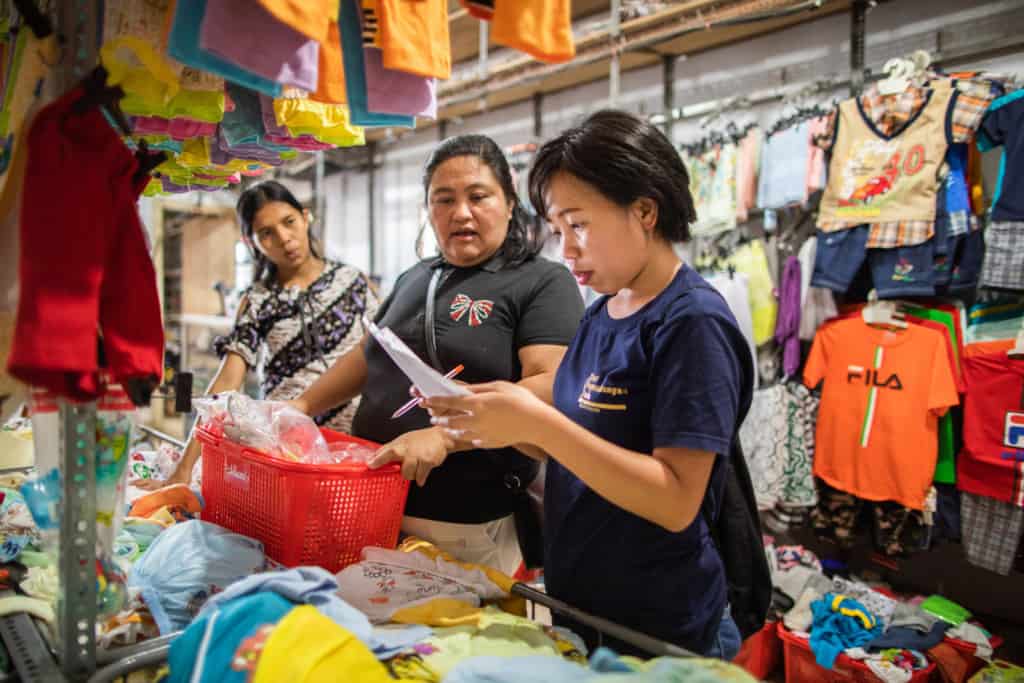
[450,294,494,327]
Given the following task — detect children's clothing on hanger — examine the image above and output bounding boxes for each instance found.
[735,127,762,222]
[705,271,758,390]
[959,351,1024,507]
[818,86,954,229]
[758,120,813,209]
[817,78,999,250]
[687,143,738,236]
[9,88,163,399]
[727,239,777,346]
[797,236,838,341]
[804,317,958,510]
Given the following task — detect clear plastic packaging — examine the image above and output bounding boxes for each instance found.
[310,440,377,465]
[194,392,330,464]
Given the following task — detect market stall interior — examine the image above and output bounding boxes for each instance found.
[0,0,1023,681]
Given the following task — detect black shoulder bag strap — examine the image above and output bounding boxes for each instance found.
[424,266,446,371]
[424,263,544,567]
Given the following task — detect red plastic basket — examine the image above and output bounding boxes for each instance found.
[198,425,410,573]
[778,623,935,683]
[943,633,1005,678]
[734,621,783,679]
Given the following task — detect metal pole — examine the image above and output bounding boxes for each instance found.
[850,0,868,96]
[609,0,622,106]
[532,92,544,139]
[54,1,101,679]
[478,19,489,81]
[59,401,98,681]
[313,151,326,243]
[367,141,377,276]
[662,54,675,136]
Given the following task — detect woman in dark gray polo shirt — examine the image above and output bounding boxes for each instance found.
[293,134,583,573]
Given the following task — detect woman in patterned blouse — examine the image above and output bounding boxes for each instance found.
[138,181,378,489]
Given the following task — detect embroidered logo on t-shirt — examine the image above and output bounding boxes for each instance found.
[891,259,916,282]
[450,294,494,327]
[1004,411,1024,449]
[577,373,628,413]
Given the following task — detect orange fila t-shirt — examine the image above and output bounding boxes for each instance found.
[803,317,958,509]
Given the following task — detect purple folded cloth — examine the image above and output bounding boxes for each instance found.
[160,177,225,193]
[199,0,319,91]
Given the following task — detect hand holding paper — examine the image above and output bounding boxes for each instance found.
[362,316,471,399]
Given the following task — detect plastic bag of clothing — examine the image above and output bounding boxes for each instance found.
[0,487,40,561]
[128,520,266,634]
[193,391,330,463]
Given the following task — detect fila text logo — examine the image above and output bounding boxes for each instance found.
[1004,411,1024,449]
[846,366,904,390]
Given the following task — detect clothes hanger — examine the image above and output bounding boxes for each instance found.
[70,67,168,182]
[133,139,168,186]
[1008,326,1024,360]
[861,290,908,330]
[877,50,933,96]
[71,66,134,137]
[12,0,52,39]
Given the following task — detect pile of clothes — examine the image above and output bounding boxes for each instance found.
[768,543,1006,682]
[117,530,759,682]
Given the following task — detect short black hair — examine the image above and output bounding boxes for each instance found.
[528,109,697,243]
[422,134,540,267]
[236,180,322,286]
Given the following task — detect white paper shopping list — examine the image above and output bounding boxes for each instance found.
[362,316,471,398]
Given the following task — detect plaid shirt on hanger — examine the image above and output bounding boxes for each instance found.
[817,76,1005,248]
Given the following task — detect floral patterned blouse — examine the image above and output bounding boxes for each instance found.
[214,260,379,432]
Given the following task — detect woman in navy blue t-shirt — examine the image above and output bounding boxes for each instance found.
[425,110,754,659]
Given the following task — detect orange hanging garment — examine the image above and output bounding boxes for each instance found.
[256,0,332,44]
[312,21,347,104]
[491,0,575,63]
[377,0,451,80]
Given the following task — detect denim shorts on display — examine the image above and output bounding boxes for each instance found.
[932,211,953,287]
[933,209,951,259]
[868,238,936,298]
[947,229,985,293]
[811,227,869,293]
[980,221,1024,291]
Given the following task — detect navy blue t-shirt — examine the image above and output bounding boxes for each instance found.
[545,264,753,655]
[979,90,1024,222]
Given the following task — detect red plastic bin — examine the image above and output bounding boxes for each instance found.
[734,621,783,679]
[198,425,410,573]
[778,623,935,683]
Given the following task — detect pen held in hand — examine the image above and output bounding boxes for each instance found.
[391,364,465,419]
